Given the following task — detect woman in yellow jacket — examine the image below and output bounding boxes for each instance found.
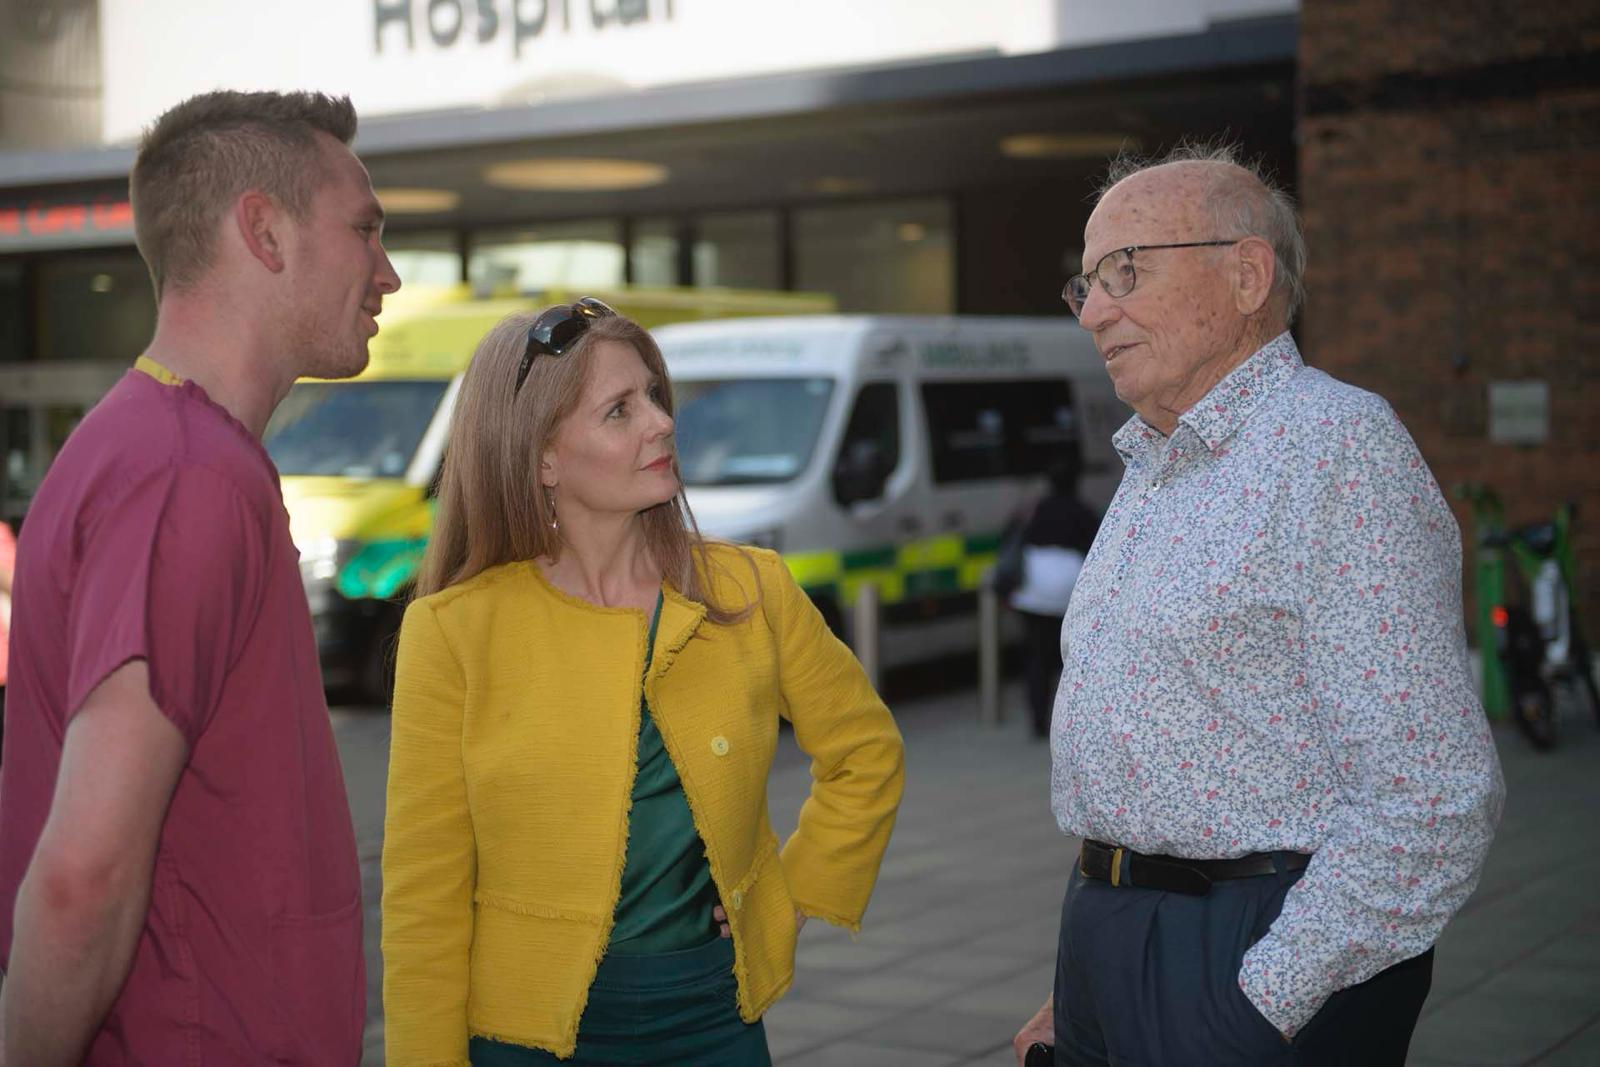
[381,299,905,1066]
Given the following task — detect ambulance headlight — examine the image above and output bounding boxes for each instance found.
[297,537,359,587]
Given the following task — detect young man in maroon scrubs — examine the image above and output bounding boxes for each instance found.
[0,90,400,1065]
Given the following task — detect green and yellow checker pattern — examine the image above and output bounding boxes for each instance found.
[336,529,1003,608]
[782,532,1004,609]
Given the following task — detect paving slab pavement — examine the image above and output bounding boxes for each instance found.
[336,677,1600,1065]
[759,685,1600,1066]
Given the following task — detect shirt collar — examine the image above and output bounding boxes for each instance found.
[1111,331,1304,461]
[1111,413,1166,462]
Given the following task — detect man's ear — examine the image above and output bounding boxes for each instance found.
[1233,236,1276,317]
[235,191,288,274]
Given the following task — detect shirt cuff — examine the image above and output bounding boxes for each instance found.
[1239,938,1329,1037]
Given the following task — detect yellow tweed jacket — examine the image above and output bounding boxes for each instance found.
[381,546,905,1065]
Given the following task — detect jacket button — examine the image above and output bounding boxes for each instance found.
[730,889,744,910]
[711,736,730,756]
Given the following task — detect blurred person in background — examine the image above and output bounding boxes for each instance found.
[0,90,399,1065]
[1003,444,1101,739]
[1013,144,1502,1066]
[381,301,905,1066]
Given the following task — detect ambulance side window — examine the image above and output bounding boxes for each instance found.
[832,383,900,507]
[921,379,1075,483]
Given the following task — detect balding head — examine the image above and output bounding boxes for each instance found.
[1095,147,1306,325]
[1094,161,1211,235]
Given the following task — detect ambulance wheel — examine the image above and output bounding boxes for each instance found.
[358,603,403,708]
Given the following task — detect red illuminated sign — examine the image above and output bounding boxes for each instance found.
[0,196,134,250]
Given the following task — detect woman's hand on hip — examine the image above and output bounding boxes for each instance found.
[711,904,808,938]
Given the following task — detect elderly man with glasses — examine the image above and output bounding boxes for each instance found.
[1011,146,1505,1067]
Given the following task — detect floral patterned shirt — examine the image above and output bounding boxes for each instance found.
[1050,332,1504,1035]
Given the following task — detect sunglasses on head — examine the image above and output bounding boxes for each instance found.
[513,296,618,395]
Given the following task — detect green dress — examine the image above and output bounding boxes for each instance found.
[469,592,771,1066]
[607,592,720,955]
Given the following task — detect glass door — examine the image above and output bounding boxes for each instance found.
[0,363,125,530]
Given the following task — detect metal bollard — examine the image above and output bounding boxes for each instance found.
[851,582,881,691]
[979,581,1001,726]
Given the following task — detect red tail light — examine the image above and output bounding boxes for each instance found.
[1491,605,1509,628]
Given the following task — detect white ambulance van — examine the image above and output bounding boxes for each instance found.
[655,315,1125,663]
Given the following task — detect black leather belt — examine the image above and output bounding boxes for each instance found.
[1079,839,1311,897]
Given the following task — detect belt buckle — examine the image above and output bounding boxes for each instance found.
[1109,846,1125,888]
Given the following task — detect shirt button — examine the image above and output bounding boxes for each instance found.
[730,889,744,910]
[1151,481,1162,491]
[711,736,730,757]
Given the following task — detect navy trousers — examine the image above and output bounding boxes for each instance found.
[1053,857,1433,1065]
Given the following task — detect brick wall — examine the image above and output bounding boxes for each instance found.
[1301,0,1597,81]
[1297,1,1600,631]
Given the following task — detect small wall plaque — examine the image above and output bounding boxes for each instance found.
[1488,380,1549,445]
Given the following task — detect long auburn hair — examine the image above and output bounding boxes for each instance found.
[414,308,755,624]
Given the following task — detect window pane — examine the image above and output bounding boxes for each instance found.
[1008,380,1079,475]
[0,261,23,363]
[2,404,33,526]
[384,231,461,287]
[834,382,900,505]
[795,198,953,313]
[469,220,624,296]
[673,377,833,486]
[632,218,681,287]
[693,211,780,290]
[921,379,1076,484]
[37,252,155,362]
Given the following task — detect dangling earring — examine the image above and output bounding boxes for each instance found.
[546,489,559,531]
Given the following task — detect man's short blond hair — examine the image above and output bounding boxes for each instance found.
[130,90,358,299]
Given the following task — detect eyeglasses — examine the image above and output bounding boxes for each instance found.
[513,296,618,394]
[1062,241,1240,317]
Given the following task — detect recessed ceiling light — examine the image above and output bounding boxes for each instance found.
[482,158,669,191]
[375,187,461,214]
[999,133,1140,159]
[799,176,872,196]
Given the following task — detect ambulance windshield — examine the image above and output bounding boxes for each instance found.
[673,377,834,486]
